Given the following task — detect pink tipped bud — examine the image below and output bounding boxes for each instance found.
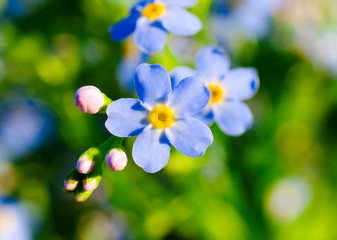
[64,179,78,191]
[77,148,101,174]
[74,86,105,114]
[75,190,93,202]
[82,175,101,191]
[83,178,97,191]
[105,149,127,171]
[77,154,96,174]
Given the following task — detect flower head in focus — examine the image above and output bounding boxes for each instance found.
[109,0,202,53]
[105,63,213,173]
[171,46,259,136]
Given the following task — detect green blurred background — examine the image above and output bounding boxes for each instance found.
[1,0,337,239]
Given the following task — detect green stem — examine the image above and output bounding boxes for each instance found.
[99,93,113,114]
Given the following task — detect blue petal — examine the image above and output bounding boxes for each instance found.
[161,7,202,36]
[166,117,213,157]
[194,106,214,126]
[222,67,259,100]
[105,98,149,137]
[132,126,171,173]
[135,63,172,107]
[195,46,230,81]
[168,76,210,117]
[135,17,167,53]
[109,13,139,41]
[170,66,196,88]
[213,101,253,136]
[161,0,197,7]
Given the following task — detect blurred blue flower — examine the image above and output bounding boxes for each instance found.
[105,63,213,173]
[117,52,147,92]
[0,198,32,240]
[110,0,202,53]
[277,0,337,76]
[117,39,148,92]
[0,95,55,160]
[4,0,48,18]
[171,46,259,136]
[211,0,284,47]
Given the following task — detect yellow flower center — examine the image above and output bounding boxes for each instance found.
[207,83,226,104]
[149,105,175,129]
[142,3,166,20]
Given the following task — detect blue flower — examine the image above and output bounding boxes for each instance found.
[109,0,202,54]
[210,0,284,50]
[0,198,32,240]
[0,96,54,160]
[105,63,213,173]
[171,46,259,136]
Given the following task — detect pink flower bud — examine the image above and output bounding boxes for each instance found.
[105,149,127,171]
[83,179,97,191]
[74,86,105,114]
[83,177,99,191]
[77,154,96,174]
[64,179,78,191]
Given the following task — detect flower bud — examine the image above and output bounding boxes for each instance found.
[64,169,81,191]
[105,149,127,171]
[77,148,101,174]
[64,179,78,191]
[74,86,105,114]
[75,189,93,202]
[77,155,95,174]
[82,174,102,191]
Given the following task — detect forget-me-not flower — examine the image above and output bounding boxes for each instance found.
[171,46,259,136]
[109,0,202,54]
[105,63,213,173]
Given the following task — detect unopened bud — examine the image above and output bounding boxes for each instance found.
[77,155,95,174]
[74,86,105,114]
[64,169,81,191]
[64,179,78,191]
[82,174,102,191]
[75,189,93,202]
[105,149,127,171]
[77,148,101,174]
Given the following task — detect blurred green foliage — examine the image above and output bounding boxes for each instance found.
[1,0,337,239]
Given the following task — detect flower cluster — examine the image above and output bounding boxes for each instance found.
[64,0,260,202]
[65,87,128,202]
[109,0,202,53]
